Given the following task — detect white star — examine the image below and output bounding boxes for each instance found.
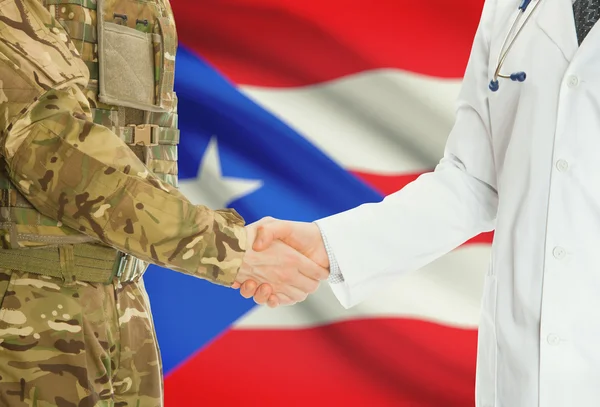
[178,136,263,209]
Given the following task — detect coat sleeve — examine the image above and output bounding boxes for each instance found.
[315,0,499,308]
[0,0,246,286]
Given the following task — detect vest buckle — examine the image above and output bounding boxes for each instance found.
[129,124,159,146]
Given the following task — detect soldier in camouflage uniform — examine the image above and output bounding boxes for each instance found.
[0,0,329,406]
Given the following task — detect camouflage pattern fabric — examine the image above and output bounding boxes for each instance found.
[0,268,162,407]
[0,0,247,285]
[0,1,249,405]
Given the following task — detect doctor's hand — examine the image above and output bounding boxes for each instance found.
[233,221,329,306]
[234,217,330,307]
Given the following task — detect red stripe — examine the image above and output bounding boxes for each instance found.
[352,170,494,245]
[352,170,422,196]
[171,0,484,87]
[164,318,477,407]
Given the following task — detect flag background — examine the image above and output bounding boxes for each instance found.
[142,1,491,405]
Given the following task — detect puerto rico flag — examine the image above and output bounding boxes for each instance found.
[142,0,491,406]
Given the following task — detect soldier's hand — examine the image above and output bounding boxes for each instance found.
[233,221,329,307]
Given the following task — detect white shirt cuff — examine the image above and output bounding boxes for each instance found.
[314,221,345,284]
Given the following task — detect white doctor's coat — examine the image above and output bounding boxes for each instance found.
[316,0,600,405]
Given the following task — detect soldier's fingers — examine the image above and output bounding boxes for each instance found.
[231,282,241,289]
[240,280,259,299]
[252,283,273,305]
[295,252,329,282]
[285,270,319,296]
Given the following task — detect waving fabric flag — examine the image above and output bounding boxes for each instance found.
[141,0,491,406]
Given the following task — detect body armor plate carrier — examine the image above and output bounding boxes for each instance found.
[0,0,180,284]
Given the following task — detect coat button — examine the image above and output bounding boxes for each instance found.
[553,246,566,259]
[68,12,75,19]
[547,334,561,346]
[567,75,579,87]
[556,159,569,172]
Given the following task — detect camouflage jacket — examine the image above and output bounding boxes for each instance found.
[0,0,247,286]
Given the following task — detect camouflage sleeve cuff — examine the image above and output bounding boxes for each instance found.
[215,208,246,227]
[192,208,247,287]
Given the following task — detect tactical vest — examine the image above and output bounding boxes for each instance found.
[0,0,179,282]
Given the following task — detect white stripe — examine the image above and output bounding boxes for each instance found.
[240,69,462,175]
[234,244,490,330]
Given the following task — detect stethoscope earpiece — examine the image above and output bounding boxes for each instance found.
[489,80,500,92]
[510,71,527,82]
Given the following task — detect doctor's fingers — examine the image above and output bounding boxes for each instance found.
[273,269,317,301]
[270,293,294,307]
[239,244,321,301]
[240,268,312,303]
[239,276,321,305]
[268,243,326,290]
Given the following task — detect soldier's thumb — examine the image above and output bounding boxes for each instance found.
[252,225,275,251]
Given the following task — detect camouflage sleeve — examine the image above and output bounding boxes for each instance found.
[0,0,246,286]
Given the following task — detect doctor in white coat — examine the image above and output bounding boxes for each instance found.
[236,0,600,405]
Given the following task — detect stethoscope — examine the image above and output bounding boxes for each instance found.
[489,0,543,91]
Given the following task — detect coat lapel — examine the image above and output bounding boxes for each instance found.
[535,0,578,61]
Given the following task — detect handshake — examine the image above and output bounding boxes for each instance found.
[232,217,330,308]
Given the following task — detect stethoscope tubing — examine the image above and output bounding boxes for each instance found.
[490,0,543,91]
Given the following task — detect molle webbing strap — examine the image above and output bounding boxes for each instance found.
[45,0,97,10]
[117,125,179,145]
[59,20,97,43]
